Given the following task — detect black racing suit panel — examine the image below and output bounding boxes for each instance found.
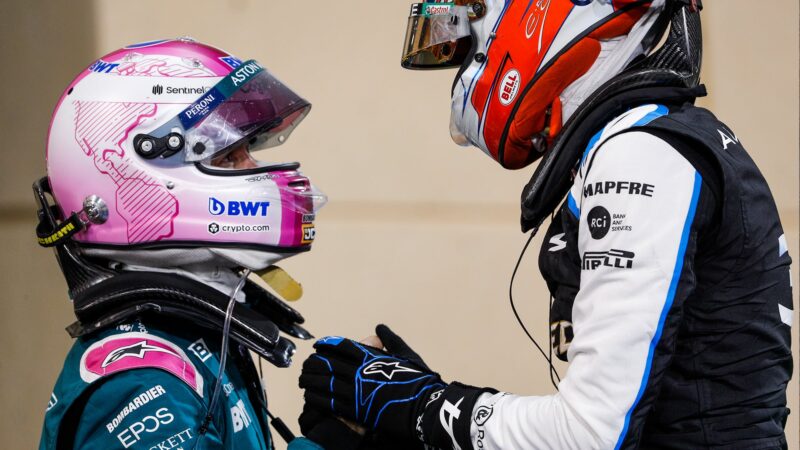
[467,104,792,450]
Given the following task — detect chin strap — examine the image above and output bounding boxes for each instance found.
[34,177,111,248]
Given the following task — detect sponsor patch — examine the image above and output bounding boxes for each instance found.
[499,69,521,106]
[209,197,270,217]
[362,360,421,380]
[422,2,455,16]
[150,428,194,450]
[220,56,243,69]
[187,338,212,362]
[548,232,567,252]
[301,224,316,243]
[587,206,610,239]
[474,405,493,426]
[610,212,632,233]
[208,222,271,234]
[79,332,204,396]
[583,181,654,198]
[105,385,167,433]
[115,407,174,448]
[244,173,278,182]
[88,59,119,74]
[231,399,253,433]
[582,249,635,270]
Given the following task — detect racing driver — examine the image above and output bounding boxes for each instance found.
[36,38,363,450]
[299,1,794,449]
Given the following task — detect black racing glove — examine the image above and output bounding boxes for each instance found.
[299,325,496,449]
[299,404,363,450]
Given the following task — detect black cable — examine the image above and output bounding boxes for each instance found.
[548,294,561,388]
[509,228,561,390]
[257,343,296,443]
[194,269,250,449]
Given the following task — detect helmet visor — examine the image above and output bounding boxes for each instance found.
[401,3,473,69]
[140,60,310,162]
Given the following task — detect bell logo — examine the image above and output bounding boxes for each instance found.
[152,85,164,95]
[499,69,521,106]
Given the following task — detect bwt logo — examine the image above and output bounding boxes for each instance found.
[152,85,164,95]
[209,197,270,216]
[88,59,119,74]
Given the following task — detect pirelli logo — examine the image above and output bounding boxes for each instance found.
[582,249,635,271]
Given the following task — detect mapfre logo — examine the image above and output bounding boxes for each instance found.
[498,69,521,106]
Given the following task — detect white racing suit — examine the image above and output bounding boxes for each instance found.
[468,103,793,450]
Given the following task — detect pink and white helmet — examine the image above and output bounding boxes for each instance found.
[43,38,325,271]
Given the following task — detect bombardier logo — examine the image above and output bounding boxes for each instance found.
[362,361,420,380]
[582,249,635,270]
[208,197,270,216]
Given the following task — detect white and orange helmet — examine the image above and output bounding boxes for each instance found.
[402,0,681,169]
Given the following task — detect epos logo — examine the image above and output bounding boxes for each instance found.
[208,197,270,216]
[116,407,174,448]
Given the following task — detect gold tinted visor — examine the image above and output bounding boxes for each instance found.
[401,3,475,69]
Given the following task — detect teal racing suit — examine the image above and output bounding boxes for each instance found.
[39,318,322,450]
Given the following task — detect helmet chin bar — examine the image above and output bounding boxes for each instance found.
[520,0,703,232]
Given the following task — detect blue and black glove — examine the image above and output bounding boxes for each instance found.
[299,325,495,449]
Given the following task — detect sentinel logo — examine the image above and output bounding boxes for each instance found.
[152,85,211,96]
[208,197,270,216]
